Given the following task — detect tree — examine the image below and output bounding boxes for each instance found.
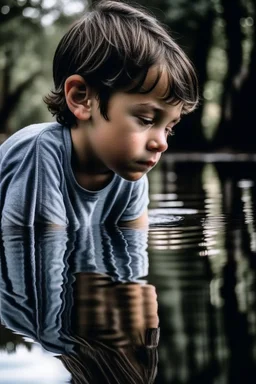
[213,0,256,151]
[164,0,215,150]
[232,0,256,150]
[212,0,246,149]
[0,1,44,133]
[0,0,86,134]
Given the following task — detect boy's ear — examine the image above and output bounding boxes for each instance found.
[64,75,93,121]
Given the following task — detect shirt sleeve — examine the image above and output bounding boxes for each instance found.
[119,175,149,222]
[0,131,67,227]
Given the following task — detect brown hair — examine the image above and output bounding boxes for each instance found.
[59,329,159,383]
[44,0,199,127]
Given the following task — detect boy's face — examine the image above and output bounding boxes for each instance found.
[82,68,182,182]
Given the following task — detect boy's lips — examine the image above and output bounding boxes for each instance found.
[137,159,157,168]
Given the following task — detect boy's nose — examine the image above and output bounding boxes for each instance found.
[147,133,168,153]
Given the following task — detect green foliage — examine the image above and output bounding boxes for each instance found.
[0,0,87,133]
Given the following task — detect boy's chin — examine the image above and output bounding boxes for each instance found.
[119,171,146,182]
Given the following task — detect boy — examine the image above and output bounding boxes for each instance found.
[0,1,198,228]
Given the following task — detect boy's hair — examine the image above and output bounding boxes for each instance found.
[59,331,159,383]
[44,0,199,127]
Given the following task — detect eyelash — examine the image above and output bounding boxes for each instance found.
[138,117,175,137]
[166,127,175,137]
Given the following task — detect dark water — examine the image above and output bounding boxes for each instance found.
[1,159,256,383]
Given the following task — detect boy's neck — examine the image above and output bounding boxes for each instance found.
[73,170,114,191]
[70,124,114,191]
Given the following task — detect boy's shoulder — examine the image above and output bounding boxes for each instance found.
[0,122,66,158]
[1,122,62,146]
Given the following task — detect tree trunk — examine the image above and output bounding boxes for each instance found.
[231,0,256,150]
[170,7,215,151]
[213,0,245,149]
[0,48,41,134]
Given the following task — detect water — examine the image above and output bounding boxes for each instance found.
[0,158,256,383]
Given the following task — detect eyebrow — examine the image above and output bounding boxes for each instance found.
[136,102,163,111]
[135,103,181,123]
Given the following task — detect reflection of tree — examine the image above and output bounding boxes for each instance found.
[204,162,256,383]
[148,161,256,382]
[148,231,218,383]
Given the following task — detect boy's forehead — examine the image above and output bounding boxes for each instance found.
[137,66,184,115]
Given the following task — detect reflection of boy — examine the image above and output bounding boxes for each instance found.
[69,276,160,384]
[0,225,158,382]
[0,1,198,228]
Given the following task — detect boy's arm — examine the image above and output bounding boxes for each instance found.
[118,209,148,229]
[117,175,149,228]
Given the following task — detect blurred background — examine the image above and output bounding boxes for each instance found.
[0,0,255,151]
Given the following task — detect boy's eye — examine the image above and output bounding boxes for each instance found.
[138,117,154,126]
[138,116,177,136]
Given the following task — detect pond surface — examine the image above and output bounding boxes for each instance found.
[1,158,256,383]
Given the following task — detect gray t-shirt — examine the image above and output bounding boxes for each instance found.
[0,123,149,228]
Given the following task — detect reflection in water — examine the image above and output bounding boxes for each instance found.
[1,160,256,383]
[0,226,159,383]
[148,160,256,384]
